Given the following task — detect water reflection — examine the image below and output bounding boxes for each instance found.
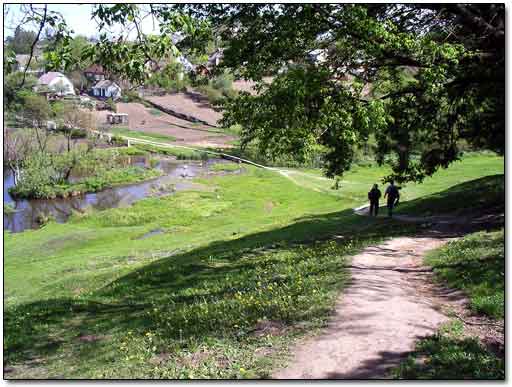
[4,157,231,233]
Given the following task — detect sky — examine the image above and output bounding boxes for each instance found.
[4,4,160,39]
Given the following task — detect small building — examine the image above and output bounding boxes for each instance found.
[91,80,121,100]
[84,64,106,81]
[36,72,75,96]
[106,113,128,125]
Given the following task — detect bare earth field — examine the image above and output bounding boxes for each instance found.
[146,92,222,127]
[94,101,235,148]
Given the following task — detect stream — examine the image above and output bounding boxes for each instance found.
[4,157,237,233]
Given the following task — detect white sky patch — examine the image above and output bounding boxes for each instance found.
[4,4,161,39]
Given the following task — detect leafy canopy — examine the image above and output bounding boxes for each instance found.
[185,4,504,181]
[13,4,504,182]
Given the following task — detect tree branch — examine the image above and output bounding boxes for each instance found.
[20,5,47,89]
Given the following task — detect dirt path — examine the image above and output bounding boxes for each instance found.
[274,235,453,379]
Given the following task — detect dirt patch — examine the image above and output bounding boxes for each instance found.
[149,352,171,365]
[175,349,212,368]
[251,319,287,337]
[273,236,452,379]
[77,334,104,343]
[4,366,15,374]
[254,346,275,358]
[146,93,222,126]
[94,102,235,148]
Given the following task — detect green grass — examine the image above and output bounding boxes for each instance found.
[104,146,149,156]
[210,163,242,172]
[149,108,163,116]
[110,127,177,143]
[4,153,504,379]
[278,153,503,205]
[395,321,504,379]
[425,229,504,319]
[132,143,209,160]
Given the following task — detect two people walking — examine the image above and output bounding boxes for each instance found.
[367,181,400,217]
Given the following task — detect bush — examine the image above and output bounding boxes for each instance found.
[110,135,128,147]
[106,98,117,112]
[9,149,162,200]
[70,128,87,139]
[211,71,233,91]
[195,71,238,106]
[122,90,141,103]
[205,87,224,105]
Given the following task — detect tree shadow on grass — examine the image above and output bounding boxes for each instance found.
[397,174,504,218]
[394,334,505,379]
[5,176,505,373]
[5,208,415,366]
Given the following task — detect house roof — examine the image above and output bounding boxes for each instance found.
[207,49,224,67]
[92,80,120,89]
[84,64,105,74]
[38,72,66,85]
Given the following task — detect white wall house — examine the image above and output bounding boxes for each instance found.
[91,80,121,100]
[36,72,75,95]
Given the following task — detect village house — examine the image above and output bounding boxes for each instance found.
[84,64,106,81]
[91,80,122,100]
[35,72,75,96]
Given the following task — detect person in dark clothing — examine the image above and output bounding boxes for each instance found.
[384,180,400,217]
[368,184,381,216]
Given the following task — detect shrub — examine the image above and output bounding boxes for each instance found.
[110,135,128,147]
[106,98,117,112]
[211,71,233,91]
[122,90,142,103]
[205,87,224,105]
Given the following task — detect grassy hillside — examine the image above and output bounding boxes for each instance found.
[4,153,504,378]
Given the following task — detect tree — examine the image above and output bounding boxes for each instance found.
[3,128,37,185]
[20,94,51,152]
[9,4,504,182]
[4,72,38,110]
[69,35,93,70]
[61,105,96,153]
[5,26,37,54]
[69,70,88,93]
[53,79,71,96]
[185,4,505,182]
